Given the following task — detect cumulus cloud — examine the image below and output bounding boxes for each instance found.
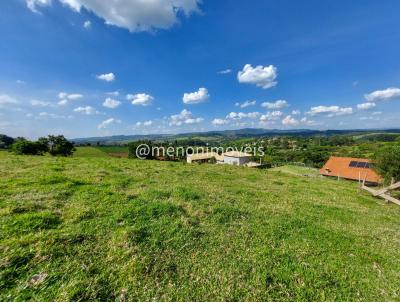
[237,64,277,89]
[127,93,154,106]
[212,118,229,126]
[31,99,52,107]
[292,110,301,115]
[259,111,283,122]
[98,118,121,129]
[357,102,376,110]
[235,100,256,108]
[261,100,288,109]
[103,98,121,109]
[107,91,120,96]
[0,95,18,107]
[74,106,100,115]
[136,120,153,127]
[282,115,299,126]
[84,20,91,29]
[217,69,232,74]
[183,88,209,104]
[307,105,353,117]
[364,87,400,102]
[26,0,200,32]
[169,109,203,126]
[57,92,83,105]
[226,112,260,120]
[26,0,51,13]
[97,73,115,82]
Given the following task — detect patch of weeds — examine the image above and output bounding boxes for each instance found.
[0,251,35,290]
[3,212,61,236]
[9,203,46,214]
[273,180,284,185]
[175,187,204,202]
[212,205,250,224]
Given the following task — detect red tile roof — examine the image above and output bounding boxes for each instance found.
[320,156,382,183]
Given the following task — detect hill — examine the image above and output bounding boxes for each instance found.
[1,151,400,300]
[71,128,400,145]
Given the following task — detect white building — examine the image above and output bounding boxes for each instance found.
[223,151,252,166]
[186,151,252,166]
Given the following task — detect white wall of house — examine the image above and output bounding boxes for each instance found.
[223,156,250,166]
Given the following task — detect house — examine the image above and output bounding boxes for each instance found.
[186,151,252,166]
[320,156,381,184]
[186,152,224,164]
[223,151,252,166]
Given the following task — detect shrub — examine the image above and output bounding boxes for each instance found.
[11,140,48,155]
[43,135,75,156]
[374,145,400,182]
[0,134,15,149]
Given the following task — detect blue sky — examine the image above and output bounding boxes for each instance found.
[1,0,400,139]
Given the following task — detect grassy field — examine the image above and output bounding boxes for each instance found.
[1,151,400,301]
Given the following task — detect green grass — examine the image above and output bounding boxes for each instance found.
[1,152,400,301]
[269,165,320,177]
[74,147,109,158]
[95,146,128,155]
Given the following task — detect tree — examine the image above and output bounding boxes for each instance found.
[44,135,75,156]
[11,140,48,155]
[0,134,15,149]
[128,140,153,159]
[374,145,400,183]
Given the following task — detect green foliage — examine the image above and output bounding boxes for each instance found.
[374,145,400,182]
[11,140,48,155]
[128,140,153,159]
[0,134,15,149]
[44,135,75,156]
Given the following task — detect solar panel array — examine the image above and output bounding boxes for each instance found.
[348,161,372,168]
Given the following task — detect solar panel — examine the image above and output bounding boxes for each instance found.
[349,161,358,167]
[357,162,367,168]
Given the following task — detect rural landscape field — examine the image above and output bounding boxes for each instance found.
[1,147,400,301]
[2,1,400,301]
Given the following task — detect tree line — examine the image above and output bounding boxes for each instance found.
[0,134,75,156]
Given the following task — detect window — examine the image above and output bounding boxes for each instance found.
[348,161,370,169]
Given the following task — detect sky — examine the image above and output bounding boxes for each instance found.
[0,0,400,139]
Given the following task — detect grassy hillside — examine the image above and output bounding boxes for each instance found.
[1,151,400,301]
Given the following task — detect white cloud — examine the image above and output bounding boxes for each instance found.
[237,64,277,89]
[31,99,52,107]
[212,118,229,126]
[57,92,83,105]
[26,0,51,13]
[282,115,299,126]
[16,80,25,84]
[235,100,256,108]
[292,110,301,115]
[169,109,203,126]
[97,73,115,82]
[74,106,100,115]
[183,87,209,104]
[217,69,232,74]
[36,112,72,119]
[84,20,91,29]
[372,111,382,115]
[107,91,120,96]
[103,98,121,109]
[127,93,154,106]
[260,111,283,122]
[136,120,153,127]
[98,118,121,129]
[357,102,376,110]
[0,95,18,107]
[226,112,260,120]
[364,87,400,102]
[307,105,353,117]
[27,0,200,32]
[261,100,288,109]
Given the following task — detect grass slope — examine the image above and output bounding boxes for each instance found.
[1,152,400,301]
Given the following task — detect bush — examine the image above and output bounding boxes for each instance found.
[0,134,15,149]
[11,140,48,155]
[43,135,75,156]
[374,145,400,182]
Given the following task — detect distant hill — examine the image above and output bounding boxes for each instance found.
[71,128,400,145]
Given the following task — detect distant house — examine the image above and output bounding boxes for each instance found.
[320,156,381,184]
[186,151,252,166]
[223,151,252,166]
